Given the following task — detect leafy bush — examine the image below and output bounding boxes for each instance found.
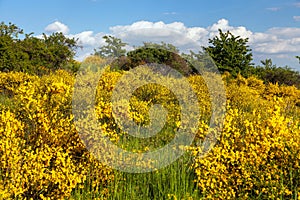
[110,43,198,76]
[0,22,79,75]
[250,59,300,88]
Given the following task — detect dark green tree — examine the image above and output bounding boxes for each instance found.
[94,35,127,58]
[203,29,253,77]
[296,56,300,64]
[111,41,197,76]
[41,32,78,70]
[0,22,78,74]
[141,41,179,54]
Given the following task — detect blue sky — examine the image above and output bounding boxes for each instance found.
[1,0,300,70]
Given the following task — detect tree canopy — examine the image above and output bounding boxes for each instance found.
[94,35,127,58]
[109,41,198,76]
[0,22,78,74]
[203,29,253,77]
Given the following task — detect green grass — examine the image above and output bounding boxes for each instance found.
[71,152,202,200]
[70,122,202,200]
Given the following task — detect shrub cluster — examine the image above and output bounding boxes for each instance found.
[1,65,299,199]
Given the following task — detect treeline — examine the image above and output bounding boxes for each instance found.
[1,22,300,87]
[250,59,300,88]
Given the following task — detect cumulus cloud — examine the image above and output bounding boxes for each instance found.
[208,19,252,39]
[72,31,105,46]
[45,20,300,68]
[267,27,300,38]
[45,21,70,34]
[67,31,107,60]
[247,27,300,67]
[109,21,205,51]
[250,28,300,54]
[108,19,300,68]
[208,18,230,32]
[109,19,253,52]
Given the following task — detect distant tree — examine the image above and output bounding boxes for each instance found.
[203,29,253,77]
[182,50,219,73]
[0,22,24,71]
[142,41,180,54]
[0,22,78,74]
[260,58,273,68]
[110,41,197,76]
[94,35,127,58]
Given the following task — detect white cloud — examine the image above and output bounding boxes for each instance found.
[163,12,177,15]
[208,19,230,32]
[206,19,253,39]
[109,21,204,51]
[45,20,300,69]
[293,16,300,22]
[68,31,106,60]
[294,2,300,7]
[109,20,300,68]
[267,27,300,38]
[266,7,280,11]
[71,31,105,46]
[249,32,277,43]
[45,21,70,34]
[249,28,300,54]
[108,19,253,53]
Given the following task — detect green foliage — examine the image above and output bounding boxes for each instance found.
[94,35,127,58]
[142,41,180,53]
[0,22,23,38]
[251,59,300,88]
[182,50,220,74]
[41,32,78,70]
[110,41,198,76]
[204,29,253,77]
[0,22,78,74]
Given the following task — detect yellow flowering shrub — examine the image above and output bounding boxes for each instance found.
[1,65,300,199]
[94,67,199,149]
[190,75,300,199]
[0,110,26,199]
[0,70,114,199]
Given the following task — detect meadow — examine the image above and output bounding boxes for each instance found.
[0,57,300,199]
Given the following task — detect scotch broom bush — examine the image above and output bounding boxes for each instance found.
[0,63,299,199]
